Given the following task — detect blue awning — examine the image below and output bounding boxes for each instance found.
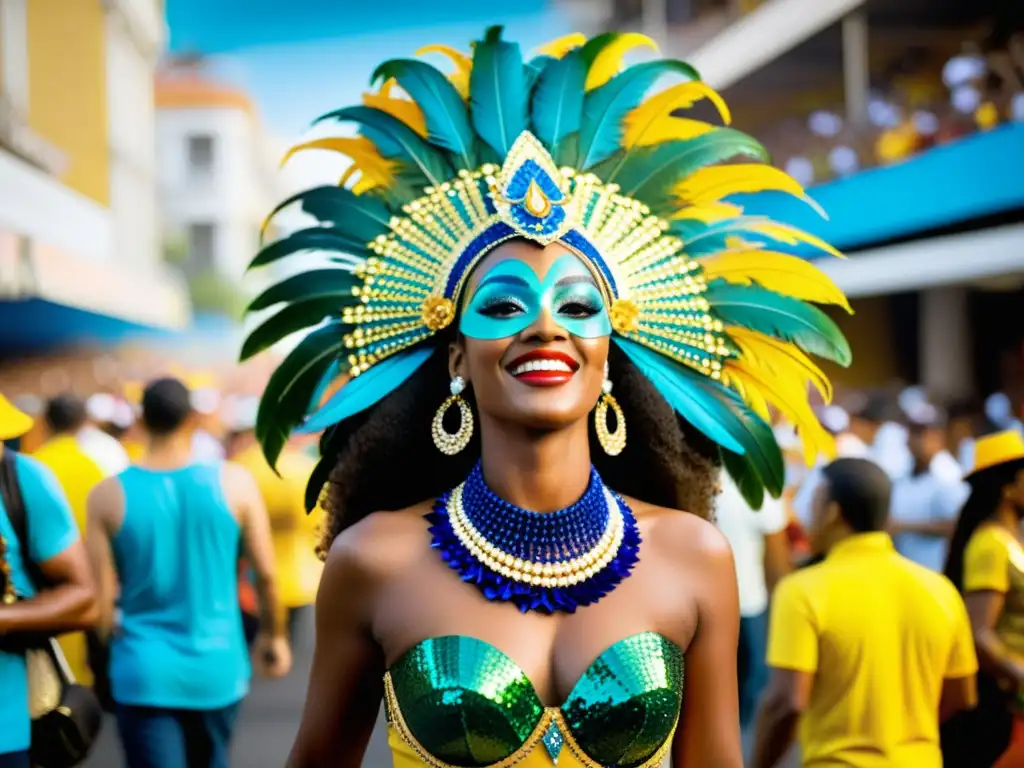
[0,298,176,356]
[737,123,1024,253]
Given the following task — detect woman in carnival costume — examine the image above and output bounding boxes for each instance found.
[244,28,851,768]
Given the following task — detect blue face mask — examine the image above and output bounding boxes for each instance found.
[460,254,612,340]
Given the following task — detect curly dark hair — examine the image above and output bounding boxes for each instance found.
[314,335,721,557]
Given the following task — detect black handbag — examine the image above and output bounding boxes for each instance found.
[0,449,103,768]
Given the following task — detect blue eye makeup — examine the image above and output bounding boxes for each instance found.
[461,255,612,340]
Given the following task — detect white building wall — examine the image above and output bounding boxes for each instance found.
[105,0,163,270]
[156,104,281,280]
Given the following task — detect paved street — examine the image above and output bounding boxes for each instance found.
[85,612,392,768]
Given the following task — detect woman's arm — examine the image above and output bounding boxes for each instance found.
[965,590,1024,689]
[286,522,387,768]
[673,523,743,767]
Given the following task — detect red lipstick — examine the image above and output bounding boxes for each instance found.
[505,350,580,387]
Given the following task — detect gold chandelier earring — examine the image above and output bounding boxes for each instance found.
[432,375,474,455]
[595,364,626,456]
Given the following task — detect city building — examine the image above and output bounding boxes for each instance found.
[558,0,1024,402]
[155,57,284,283]
[0,0,190,356]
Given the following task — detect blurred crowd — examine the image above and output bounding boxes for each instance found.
[766,32,1024,186]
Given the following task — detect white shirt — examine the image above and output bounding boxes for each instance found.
[891,451,969,572]
[77,425,130,476]
[715,473,789,617]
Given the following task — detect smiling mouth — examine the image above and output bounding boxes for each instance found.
[506,352,579,387]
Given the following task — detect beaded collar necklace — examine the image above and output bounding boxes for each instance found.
[427,462,641,614]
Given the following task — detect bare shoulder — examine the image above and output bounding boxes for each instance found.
[323,501,434,594]
[221,460,259,491]
[87,475,126,530]
[625,496,734,571]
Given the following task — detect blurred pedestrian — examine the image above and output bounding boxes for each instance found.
[715,471,791,740]
[889,407,969,571]
[84,378,290,768]
[80,393,130,476]
[754,458,977,768]
[0,394,98,768]
[226,396,322,650]
[942,430,1024,767]
[31,393,107,687]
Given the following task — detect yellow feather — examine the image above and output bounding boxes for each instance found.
[585,33,658,91]
[701,251,851,311]
[670,202,743,223]
[725,362,835,465]
[535,33,587,59]
[743,222,844,259]
[726,327,831,403]
[624,117,716,147]
[623,82,730,148]
[674,165,824,217]
[282,137,396,193]
[416,44,472,99]
[362,79,428,136]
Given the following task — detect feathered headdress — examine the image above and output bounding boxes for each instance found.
[243,28,851,509]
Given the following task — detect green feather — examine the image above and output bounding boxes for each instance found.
[470,26,528,158]
[264,186,391,245]
[707,281,852,365]
[615,337,784,494]
[371,59,476,170]
[304,454,333,513]
[530,50,586,155]
[240,298,341,361]
[608,129,769,214]
[578,59,699,170]
[554,132,580,168]
[314,105,453,188]
[256,322,347,470]
[578,32,619,69]
[721,447,768,510]
[247,269,360,312]
[248,228,366,271]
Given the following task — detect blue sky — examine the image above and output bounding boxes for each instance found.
[166,0,570,138]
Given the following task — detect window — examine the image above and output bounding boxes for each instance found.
[187,134,215,174]
[187,222,216,272]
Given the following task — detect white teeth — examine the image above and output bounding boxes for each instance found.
[511,359,573,376]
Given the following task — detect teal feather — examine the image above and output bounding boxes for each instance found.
[577,60,699,170]
[371,59,476,169]
[470,26,528,158]
[721,448,768,509]
[707,281,852,365]
[671,217,833,259]
[248,228,367,271]
[525,55,554,91]
[255,322,347,469]
[240,298,341,362]
[297,346,435,434]
[308,359,342,414]
[314,105,453,187]
[530,50,586,155]
[615,337,784,493]
[247,269,360,312]
[608,129,769,214]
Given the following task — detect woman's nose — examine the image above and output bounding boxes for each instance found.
[522,307,568,342]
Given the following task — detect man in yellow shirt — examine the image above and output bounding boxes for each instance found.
[31,394,107,687]
[754,457,978,768]
[227,397,322,646]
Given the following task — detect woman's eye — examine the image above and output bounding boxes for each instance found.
[557,300,600,318]
[478,298,526,318]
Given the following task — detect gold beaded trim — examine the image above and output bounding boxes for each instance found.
[0,532,15,605]
[447,484,625,588]
[384,671,681,768]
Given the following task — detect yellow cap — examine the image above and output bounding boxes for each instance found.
[969,430,1024,476]
[0,394,35,441]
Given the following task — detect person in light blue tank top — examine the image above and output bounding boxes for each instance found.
[85,378,290,768]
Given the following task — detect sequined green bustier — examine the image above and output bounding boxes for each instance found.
[384,632,684,768]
